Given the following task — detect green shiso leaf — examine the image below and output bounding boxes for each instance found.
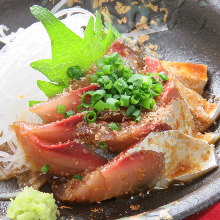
[30,5,120,97]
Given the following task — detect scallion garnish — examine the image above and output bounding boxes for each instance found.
[84,111,97,123]
[73,174,83,180]
[81,91,94,107]
[65,110,75,118]
[98,141,108,150]
[106,98,120,111]
[41,164,50,174]
[120,95,130,107]
[113,78,128,94]
[108,123,121,130]
[94,100,106,112]
[67,65,85,80]
[125,105,137,117]
[102,65,113,74]
[82,53,168,122]
[57,104,66,114]
[76,105,86,112]
[158,72,169,81]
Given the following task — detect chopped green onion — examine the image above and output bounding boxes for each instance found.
[81,91,94,107]
[110,87,118,95]
[152,83,163,95]
[104,94,113,101]
[158,72,168,81]
[127,74,143,84]
[132,109,141,118]
[65,110,75,118]
[109,52,121,63]
[28,100,43,107]
[113,78,128,94]
[113,94,120,99]
[84,111,97,123]
[125,105,137,116]
[122,67,133,79]
[41,164,50,174]
[57,104,66,114]
[96,70,105,75]
[142,76,153,87]
[73,174,83,180]
[120,95,130,107]
[67,65,85,80]
[130,93,141,105]
[80,53,167,124]
[76,105,86,112]
[94,100,106,112]
[108,123,121,130]
[135,116,141,122]
[97,75,113,89]
[92,90,106,104]
[142,98,156,110]
[98,141,108,150]
[102,65,113,74]
[90,75,98,83]
[106,98,120,110]
[96,57,104,68]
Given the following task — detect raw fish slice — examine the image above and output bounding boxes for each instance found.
[131,130,217,186]
[53,150,164,202]
[14,113,84,143]
[53,130,217,203]
[145,57,207,94]
[75,104,172,152]
[12,123,107,176]
[107,40,145,73]
[30,84,99,123]
[161,60,207,94]
[75,100,197,152]
[157,80,219,131]
[174,81,220,131]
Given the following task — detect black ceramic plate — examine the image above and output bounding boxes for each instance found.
[0,0,220,219]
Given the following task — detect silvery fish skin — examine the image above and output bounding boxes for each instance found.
[52,130,217,202]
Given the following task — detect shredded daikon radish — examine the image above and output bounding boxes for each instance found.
[0,8,93,179]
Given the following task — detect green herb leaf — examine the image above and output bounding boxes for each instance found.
[30,6,120,97]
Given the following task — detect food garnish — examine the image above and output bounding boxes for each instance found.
[73,174,83,180]
[30,5,120,97]
[108,123,121,130]
[80,52,167,121]
[56,104,66,114]
[6,187,57,220]
[0,4,219,216]
[98,141,108,150]
[41,164,50,174]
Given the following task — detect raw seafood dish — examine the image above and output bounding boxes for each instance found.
[0,6,220,206]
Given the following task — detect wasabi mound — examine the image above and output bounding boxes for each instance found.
[6,187,57,220]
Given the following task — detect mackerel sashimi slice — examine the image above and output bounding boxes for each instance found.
[30,84,99,123]
[53,130,217,202]
[12,122,107,176]
[53,150,164,202]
